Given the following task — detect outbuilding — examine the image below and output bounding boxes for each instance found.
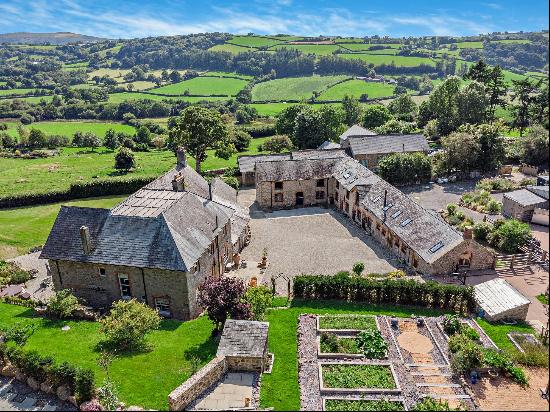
[474,278,530,322]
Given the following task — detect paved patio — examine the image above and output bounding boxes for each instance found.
[192,373,254,410]
[0,377,76,411]
[233,190,399,292]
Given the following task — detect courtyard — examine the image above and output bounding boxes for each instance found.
[234,189,399,292]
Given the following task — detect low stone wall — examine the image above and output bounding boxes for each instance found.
[168,356,227,411]
[225,355,264,373]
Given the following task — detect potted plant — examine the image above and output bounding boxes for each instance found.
[260,248,268,268]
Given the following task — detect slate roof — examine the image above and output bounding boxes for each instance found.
[474,278,530,318]
[255,158,340,182]
[217,319,269,358]
[41,164,249,272]
[503,189,548,207]
[339,124,377,142]
[237,149,346,174]
[318,141,341,150]
[526,185,549,201]
[348,134,429,156]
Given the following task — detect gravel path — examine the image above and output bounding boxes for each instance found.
[297,315,323,411]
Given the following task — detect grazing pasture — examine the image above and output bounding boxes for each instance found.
[3,120,136,139]
[269,44,344,55]
[208,43,251,54]
[149,76,248,96]
[339,53,437,67]
[317,79,396,101]
[251,75,349,102]
[228,35,282,48]
[0,88,38,96]
[0,95,54,104]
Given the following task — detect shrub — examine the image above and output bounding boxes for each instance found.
[75,368,95,403]
[450,341,483,373]
[491,219,531,253]
[352,262,365,277]
[198,277,252,331]
[261,135,293,153]
[243,286,273,321]
[473,222,493,242]
[448,333,471,353]
[461,326,480,341]
[241,124,276,138]
[362,105,392,129]
[99,299,161,351]
[446,204,458,216]
[511,342,549,367]
[1,322,35,346]
[293,275,475,314]
[50,361,78,390]
[97,379,120,410]
[443,314,462,336]
[482,348,513,369]
[222,176,239,190]
[412,397,464,411]
[0,260,31,285]
[378,152,432,185]
[320,332,339,353]
[47,289,79,319]
[486,199,502,214]
[355,329,388,359]
[232,130,252,152]
[506,366,528,386]
[114,147,135,171]
[46,134,70,149]
[104,129,119,150]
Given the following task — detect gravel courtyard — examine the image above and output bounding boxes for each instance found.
[235,190,399,292]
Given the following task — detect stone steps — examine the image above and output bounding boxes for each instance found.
[416,383,461,388]
[410,372,452,377]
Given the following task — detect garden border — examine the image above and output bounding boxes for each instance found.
[322,397,408,411]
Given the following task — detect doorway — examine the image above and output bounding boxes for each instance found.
[296,192,304,206]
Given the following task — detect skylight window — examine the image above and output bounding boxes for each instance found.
[401,218,413,227]
[382,203,394,211]
[429,241,444,253]
[372,196,381,202]
[343,171,351,179]
[391,210,402,219]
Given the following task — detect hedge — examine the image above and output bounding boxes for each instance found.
[0,176,157,208]
[293,275,475,315]
[241,124,276,138]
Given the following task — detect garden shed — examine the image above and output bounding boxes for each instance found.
[474,278,530,322]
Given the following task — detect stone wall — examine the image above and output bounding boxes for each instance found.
[225,355,264,372]
[502,197,548,222]
[168,356,227,411]
[256,179,329,210]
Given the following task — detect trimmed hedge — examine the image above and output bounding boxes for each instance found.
[0,176,157,208]
[293,275,475,315]
[241,124,276,138]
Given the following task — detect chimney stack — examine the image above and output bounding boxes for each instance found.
[171,173,185,192]
[463,226,473,240]
[208,182,212,201]
[176,147,187,168]
[80,226,91,255]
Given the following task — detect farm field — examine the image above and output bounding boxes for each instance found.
[339,53,437,66]
[249,102,297,116]
[87,68,131,81]
[454,41,484,48]
[0,88,38,96]
[317,79,396,101]
[3,120,136,138]
[251,75,349,102]
[208,43,251,54]
[269,44,344,55]
[228,35,282,48]
[203,71,253,80]
[0,95,54,103]
[149,76,248,96]
[125,80,157,90]
[340,43,398,52]
[0,195,127,258]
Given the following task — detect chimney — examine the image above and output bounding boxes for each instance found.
[80,226,91,255]
[463,226,473,240]
[383,190,388,208]
[208,182,212,201]
[171,173,185,192]
[176,147,187,168]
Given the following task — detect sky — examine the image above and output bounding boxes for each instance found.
[0,0,548,39]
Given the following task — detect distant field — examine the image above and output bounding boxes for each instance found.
[125,80,157,91]
[251,75,349,102]
[333,38,367,44]
[70,83,100,90]
[209,43,251,54]
[492,39,531,44]
[3,120,136,139]
[454,41,484,49]
[87,68,130,82]
[12,44,57,51]
[339,53,437,67]
[269,44,343,55]
[0,195,127,259]
[0,88,37,96]
[228,36,282,48]
[340,43,401,52]
[150,77,248,96]
[107,93,228,103]
[249,103,297,116]
[203,71,253,80]
[0,95,54,104]
[317,79,396,101]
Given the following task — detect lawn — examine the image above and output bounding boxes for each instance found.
[149,77,248,96]
[3,120,136,138]
[476,318,536,353]
[0,302,218,410]
[251,75,349,102]
[536,294,548,305]
[0,195,126,259]
[269,44,345,55]
[454,41,484,49]
[228,36,282,48]
[317,79,396,101]
[339,53,437,67]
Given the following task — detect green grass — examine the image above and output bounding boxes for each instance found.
[125,80,157,91]
[492,39,531,44]
[107,92,187,103]
[536,294,548,305]
[0,195,126,259]
[149,77,248,96]
[339,53,437,67]
[325,399,405,411]
[208,43,252,54]
[322,364,396,389]
[87,68,131,82]
[333,38,369,44]
[454,41,484,49]
[1,95,54,104]
[269,44,344,55]
[0,88,37,96]
[4,120,136,138]
[341,43,397,52]
[0,303,217,410]
[320,336,361,354]
[228,36,282,48]
[319,315,377,330]
[317,79,396,101]
[260,299,449,410]
[476,318,535,353]
[203,71,253,80]
[251,75,349,102]
[249,103,297,116]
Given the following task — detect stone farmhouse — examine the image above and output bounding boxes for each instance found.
[245,153,494,276]
[502,185,549,225]
[40,150,250,320]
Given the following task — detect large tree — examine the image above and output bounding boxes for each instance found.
[341,95,362,126]
[168,106,233,173]
[362,105,392,129]
[275,104,308,135]
[510,78,538,137]
[427,76,461,136]
[291,105,343,149]
[456,81,488,125]
[484,66,507,123]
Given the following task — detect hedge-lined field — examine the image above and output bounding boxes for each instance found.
[339,53,437,67]
[269,44,345,55]
[251,75,349,102]
[317,79,396,101]
[4,120,136,138]
[0,88,37,96]
[149,76,248,96]
[0,195,127,258]
[208,43,251,54]
[228,35,282,48]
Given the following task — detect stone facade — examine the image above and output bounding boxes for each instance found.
[502,195,548,222]
[257,178,330,210]
[47,220,234,320]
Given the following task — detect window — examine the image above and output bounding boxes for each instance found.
[274,181,283,190]
[315,191,325,200]
[99,268,106,277]
[382,203,394,212]
[274,193,284,202]
[345,190,350,199]
[372,195,381,203]
[316,179,325,188]
[118,274,131,299]
[429,241,444,253]
[155,297,171,317]
[401,218,413,227]
[360,159,369,168]
[335,181,339,189]
[210,243,215,254]
[391,210,402,219]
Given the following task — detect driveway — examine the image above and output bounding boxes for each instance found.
[234,189,399,293]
